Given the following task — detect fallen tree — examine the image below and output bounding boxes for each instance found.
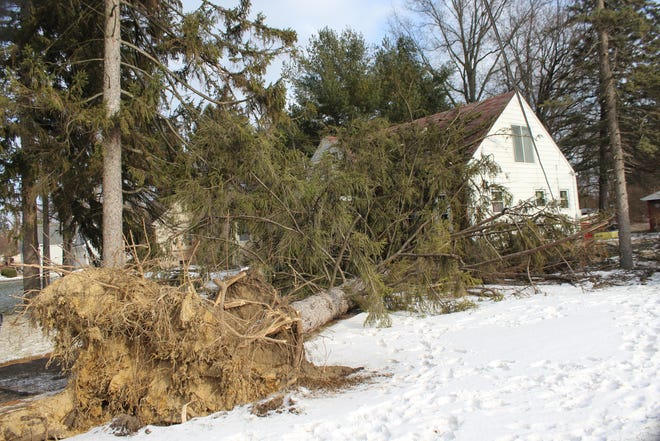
[291,285,354,334]
[0,213,606,440]
[0,269,355,441]
[179,119,604,325]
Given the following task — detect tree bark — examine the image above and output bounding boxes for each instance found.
[61,219,75,268]
[20,162,41,296]
[291,285,355,334]
[41,193,50,287]
[102,0,124,267]
[596,0,633,269]
[597,102,609,210]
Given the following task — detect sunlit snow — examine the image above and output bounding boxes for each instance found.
[57,273,660,441]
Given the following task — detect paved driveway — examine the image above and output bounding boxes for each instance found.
[0,279,23,314]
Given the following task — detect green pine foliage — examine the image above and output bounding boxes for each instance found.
[182,90,586,325]
[565,0,659,198]
[182,110,511,324]
[286,30,451,146]
[373,36,451,122]
[1,0,296,266]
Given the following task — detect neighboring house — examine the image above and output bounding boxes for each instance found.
[154,204,249,268]
[640,191,660,232]
[14,223,91,267]
[314,91,581,220]
[413,91,580,219]
[310,136,341,164]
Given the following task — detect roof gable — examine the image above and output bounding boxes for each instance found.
[410,91,515,155]
[314,91,518,162]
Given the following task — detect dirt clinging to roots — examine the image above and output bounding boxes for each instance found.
[1,268,352,440]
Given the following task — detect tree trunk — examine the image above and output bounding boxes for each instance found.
[41,193,50,288]
[102,0,124,268]
[291,285,355,334]
[596,0,633,269]
[61,220,75,268]
[20,164,41,296]
[597,103,609,210]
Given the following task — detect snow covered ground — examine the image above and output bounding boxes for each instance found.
[59,271,660,441]
[0,313,53,365]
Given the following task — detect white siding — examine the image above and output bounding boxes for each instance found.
[472,93,580,219]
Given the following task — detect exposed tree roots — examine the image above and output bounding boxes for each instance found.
[0,269,356,440]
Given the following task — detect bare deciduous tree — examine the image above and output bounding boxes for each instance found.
[495,0,584,132]
[401,0,508,104]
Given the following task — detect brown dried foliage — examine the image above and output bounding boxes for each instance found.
[1,268,355,440]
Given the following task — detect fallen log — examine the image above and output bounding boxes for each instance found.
[208,272,355,335]
[291,285,355,334]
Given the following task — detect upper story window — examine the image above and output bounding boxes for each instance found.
[512,125,535,163]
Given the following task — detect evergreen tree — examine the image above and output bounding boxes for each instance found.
[286,28,452,147]
[0,0,85,291]
[564,0,658,210]
[286,27,379,142]
[1,0,296,276]
[373,36,451,122]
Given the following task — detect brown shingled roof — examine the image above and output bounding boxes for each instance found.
[411,91,516,155]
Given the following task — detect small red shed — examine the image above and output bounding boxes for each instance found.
[641,191,660,232]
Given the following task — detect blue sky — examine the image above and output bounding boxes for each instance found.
[180,0,406,90]
[181,0,405,47]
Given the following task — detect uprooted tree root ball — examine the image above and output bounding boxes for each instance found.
[0,269,356,440]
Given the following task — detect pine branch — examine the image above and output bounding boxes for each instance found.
[119,39,244,107]
[461,219,610,269]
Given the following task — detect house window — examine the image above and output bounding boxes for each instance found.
[491,190,504,213]
[559,190,569,208]
[535,190,546,206]
[512,125,534,163]
[436,194,451,220]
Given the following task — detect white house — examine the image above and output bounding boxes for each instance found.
[314,91,580,220]
[12,223,91,268]
[406,91,580,219]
